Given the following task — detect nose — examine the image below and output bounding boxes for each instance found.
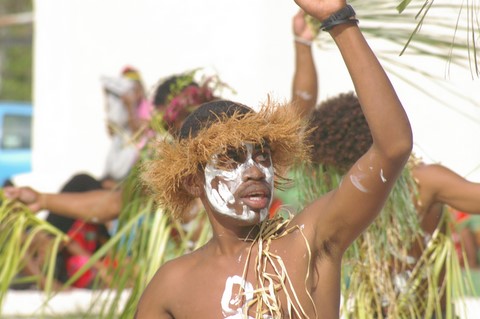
[242,163,265,181]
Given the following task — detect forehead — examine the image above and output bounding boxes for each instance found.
[222,140,270,152]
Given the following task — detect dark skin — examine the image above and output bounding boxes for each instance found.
[135,0,412,317]
[409,163,480,258]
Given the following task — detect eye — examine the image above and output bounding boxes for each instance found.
[254,148,271,167]
[227,147,247,163]
[214,147,247,170]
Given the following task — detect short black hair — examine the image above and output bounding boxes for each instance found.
[179,100,253,140]
[308,92,372,173]
[152,75,198,107]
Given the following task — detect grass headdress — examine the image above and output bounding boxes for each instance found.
[142,99,311,220]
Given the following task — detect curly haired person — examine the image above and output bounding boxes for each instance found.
[292,92,480,317]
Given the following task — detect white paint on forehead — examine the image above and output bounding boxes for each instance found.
[204,143,273,222]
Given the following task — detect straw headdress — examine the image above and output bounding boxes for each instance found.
[141,99,311,220]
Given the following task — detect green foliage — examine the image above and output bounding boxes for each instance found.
[0,190,67,316]
[0,0,33,101]
[0,0,32,12]
[293,162,474,318]
[0,45,32,101]
[165,69,197,104]
[307,0,478,77]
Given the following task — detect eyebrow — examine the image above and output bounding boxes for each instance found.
[257,141,271,150]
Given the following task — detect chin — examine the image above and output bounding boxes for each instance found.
[234,206,269,224]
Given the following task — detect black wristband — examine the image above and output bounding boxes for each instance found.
[320,5,357,31]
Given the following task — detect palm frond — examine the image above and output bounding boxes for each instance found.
[294,161,473,318]
[0,190,67,316]
[308,0,479,77]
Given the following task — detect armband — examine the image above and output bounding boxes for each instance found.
[320,5,358,31]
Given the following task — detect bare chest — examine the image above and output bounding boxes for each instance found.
[171,240,316,318]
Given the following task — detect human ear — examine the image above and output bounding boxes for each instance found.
[182,173,204,197]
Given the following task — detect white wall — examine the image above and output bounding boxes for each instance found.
[31,0,480,191]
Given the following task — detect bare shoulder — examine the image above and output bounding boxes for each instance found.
[291,191,332,230]
[289,191,342,254]
[136,251,200,318]
[412,162,447,175]
[147,250,200,290]
[412,163,459,186]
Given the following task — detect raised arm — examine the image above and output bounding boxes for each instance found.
[291,9,318,118]
[294,0,412,252]
[413,163,480,215]
[3,186,122,223]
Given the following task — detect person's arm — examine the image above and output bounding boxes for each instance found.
[291,9,318,118]
[413,164,480,214]
[135,260,179,319]
[3,186,122,223]
[294,0,412,252]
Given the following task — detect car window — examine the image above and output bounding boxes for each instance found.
[1,114,32,150]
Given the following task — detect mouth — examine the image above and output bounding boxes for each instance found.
[239,187,271,210]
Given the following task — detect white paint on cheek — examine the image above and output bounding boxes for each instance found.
[204,143,274,222]
[241,204,256,222]
[218,181,236,204]
[205,161,243,218]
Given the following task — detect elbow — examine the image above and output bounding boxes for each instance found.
[385,135,413,164]
[375,126,412,164]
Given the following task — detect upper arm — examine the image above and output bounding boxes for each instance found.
[300,146,407,253]
[135,265,175,319]
[414,164,480,215]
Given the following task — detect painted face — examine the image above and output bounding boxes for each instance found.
[204,143,274,223]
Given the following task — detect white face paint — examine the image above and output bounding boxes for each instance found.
[204,143,274,222]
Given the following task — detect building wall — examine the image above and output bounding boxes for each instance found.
[31,0,480,191]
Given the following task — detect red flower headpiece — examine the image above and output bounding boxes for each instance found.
[163,81,215,126]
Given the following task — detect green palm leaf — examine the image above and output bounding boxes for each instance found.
[0,190,67,316]
[309,0,478,75]
[294,161,475,318]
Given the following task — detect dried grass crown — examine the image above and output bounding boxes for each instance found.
[141,99,311,220]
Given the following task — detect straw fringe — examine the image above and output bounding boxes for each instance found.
[142,100,311,220]
[234,213,317,319]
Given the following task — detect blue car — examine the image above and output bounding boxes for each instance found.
[0,101,33,186]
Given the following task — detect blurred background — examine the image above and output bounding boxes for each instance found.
[1,0,479,193]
